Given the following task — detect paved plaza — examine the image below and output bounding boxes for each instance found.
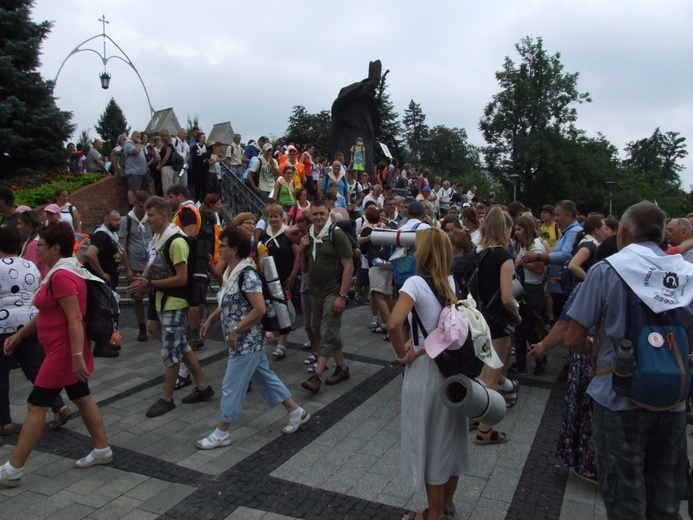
[1,303,691,519]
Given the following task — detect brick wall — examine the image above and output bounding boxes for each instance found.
[38,175,129,232]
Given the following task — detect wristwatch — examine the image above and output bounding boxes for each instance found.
[339,294,349,302]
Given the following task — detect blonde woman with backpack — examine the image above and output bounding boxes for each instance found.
[388,227,467,520]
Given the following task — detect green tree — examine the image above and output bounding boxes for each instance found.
[624,128,688,185]
[95,98,130,151]
[186,114,200,136]
[374,74,406,165]
[402,99,429,164]
[76,129,92,156]
[280,105,331,156]
[479,36,591,208]
[422,125,481,178]
[0,0,75,177]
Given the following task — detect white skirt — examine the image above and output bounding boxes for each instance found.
[400,354,470,489]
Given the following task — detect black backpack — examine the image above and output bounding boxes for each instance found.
[329,219,359,257]
[48,275,119,343]
[452,248,499,312]
[411,275,484,379]
[158,234,209,311]
[170,139,186,173]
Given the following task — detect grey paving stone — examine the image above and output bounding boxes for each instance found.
[122,478,170,501]
[469,496,511,520]
[560,497,598,520]
[89,496,143,520]
[117,510,160,520]
[51,502,96,520]
[138,482,195,514]
[481,467,521,502]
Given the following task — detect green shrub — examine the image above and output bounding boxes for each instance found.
[14,173,105,207]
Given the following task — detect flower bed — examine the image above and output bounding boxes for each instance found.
[10,172,106,208]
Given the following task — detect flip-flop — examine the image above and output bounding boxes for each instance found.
[50,406,71,430]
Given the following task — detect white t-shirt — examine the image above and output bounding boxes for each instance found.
[173,137,190,161]
[518,237,547,285]
[401,274,454,351]
[400,218,431,232]
[362,194,384,208]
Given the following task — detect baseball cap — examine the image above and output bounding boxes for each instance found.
[421,186,432,193]
[44,204,60,214]
[287,145,298,153]
[262,143,273,152]
[407,202,424,216]
[16,205,32,213]
[541,204,555,214]
[424,306,470,359]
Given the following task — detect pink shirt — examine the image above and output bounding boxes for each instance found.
[22,237,50,278]
[34,270,92,388]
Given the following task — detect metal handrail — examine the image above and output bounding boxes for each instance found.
[218,162,265,221]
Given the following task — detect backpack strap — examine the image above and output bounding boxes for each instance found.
[411,307,428,347]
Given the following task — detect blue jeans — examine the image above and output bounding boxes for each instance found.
[592,402,687,519]
[219,350,291,424]
[0,332,65,424]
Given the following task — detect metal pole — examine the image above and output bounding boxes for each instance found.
[53,16,155,116]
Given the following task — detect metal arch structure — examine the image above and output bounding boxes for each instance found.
[53,15,155,116]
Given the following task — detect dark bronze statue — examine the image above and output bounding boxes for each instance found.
[330,60,382,179]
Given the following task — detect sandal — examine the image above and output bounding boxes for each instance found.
[402,510,445,520]
[174,374,192,391]
[468,419,479,431]
[50,406,71,430]
[474,428,509,445]
[303,353,318,365]
[0,423,15,436]
[445,504,457,519]
[372,325,386,334]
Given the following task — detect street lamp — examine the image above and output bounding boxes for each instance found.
[99,71,111,90]
[605,181,615,215]
[508,174,521,202]
[54,15,155,115]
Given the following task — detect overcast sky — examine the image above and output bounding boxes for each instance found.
[31,0,693,187]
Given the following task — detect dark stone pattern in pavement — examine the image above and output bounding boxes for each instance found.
[0,425,211,487]
[505,377,569,520]
[161,362,404,519]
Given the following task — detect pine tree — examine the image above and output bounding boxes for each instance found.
[95,98,130,152]
[402,100,429,164]
[374,75,406,164]
[0,0,75,178]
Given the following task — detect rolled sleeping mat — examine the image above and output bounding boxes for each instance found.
[370,227,424,248]
[440,374,506,426]
[261,256,292,332]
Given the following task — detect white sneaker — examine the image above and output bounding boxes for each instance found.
[196,432,232,450]
[282,410,310,434]
[272,346,286,360]
[0,464,22,487]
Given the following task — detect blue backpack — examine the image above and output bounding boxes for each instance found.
[621,285,691,411]
[391,222,421,285]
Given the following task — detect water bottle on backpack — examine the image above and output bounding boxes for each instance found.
[612,339,636,396]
